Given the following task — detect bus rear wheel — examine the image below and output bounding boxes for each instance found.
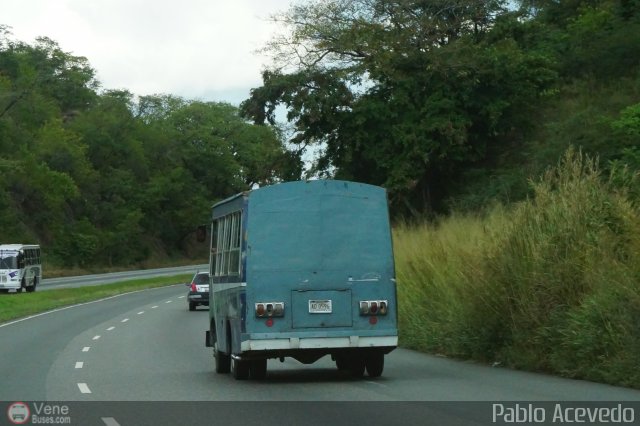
[350,358,365,378]
[335,356,349,371]
[231,357,250,380]
[214,343,230,374]
[365,352,384,378]
[250,359,267,380]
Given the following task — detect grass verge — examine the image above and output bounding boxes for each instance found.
[0,274,191,324]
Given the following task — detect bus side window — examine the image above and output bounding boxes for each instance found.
[211,222,218,276]
[17,253,24,268]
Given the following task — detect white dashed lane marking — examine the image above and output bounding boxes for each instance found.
[101,417,121,426]
[77,293,184,398]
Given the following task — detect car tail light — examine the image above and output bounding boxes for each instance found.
[190,283,197,292]
[359,300,389,316]
[255,302,284,317]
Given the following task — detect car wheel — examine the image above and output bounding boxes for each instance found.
[189,302,196,311]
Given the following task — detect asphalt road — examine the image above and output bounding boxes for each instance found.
[1,284,639,426]
[39,264,208,290]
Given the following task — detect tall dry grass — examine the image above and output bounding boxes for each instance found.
[394,148,640,388]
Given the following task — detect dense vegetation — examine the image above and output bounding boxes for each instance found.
[241,0,640,215]
[0,26,299,268]
[395,150,640,388]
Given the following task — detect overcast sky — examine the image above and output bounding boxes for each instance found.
[2,0,294,105]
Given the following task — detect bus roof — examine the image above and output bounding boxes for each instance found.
[211,191,249,210]
[212,180,385,210]
[0,244,40,251]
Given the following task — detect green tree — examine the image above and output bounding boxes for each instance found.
[242,0,557,214]
[0,29,299,267]
[136,96,299,248]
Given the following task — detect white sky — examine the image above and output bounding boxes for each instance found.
[1,0,294,105]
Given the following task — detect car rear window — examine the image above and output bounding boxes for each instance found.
[194,274,209,284]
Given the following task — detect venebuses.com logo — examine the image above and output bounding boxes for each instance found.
[7,401,30,424]
[6,402,72,425]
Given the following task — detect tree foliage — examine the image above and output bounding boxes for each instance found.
[0,28,297,267]
[241,0,558,214]
[241,0,640,214]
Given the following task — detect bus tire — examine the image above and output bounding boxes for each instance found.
[26,277,36,293]
[250,359,267,380]
[214,343,230,374]
[231,357,250,380]
[365,352,384,378]
[335,356,349,371]
[350,358,365,378]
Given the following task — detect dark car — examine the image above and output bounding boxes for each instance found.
[187,271,210,311]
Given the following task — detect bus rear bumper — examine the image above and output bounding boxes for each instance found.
[240,335,397,352]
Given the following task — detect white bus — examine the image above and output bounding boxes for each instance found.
[0,244,42,293]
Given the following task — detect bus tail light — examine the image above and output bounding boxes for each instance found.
[255,302,284,317]
[359,300,388,316]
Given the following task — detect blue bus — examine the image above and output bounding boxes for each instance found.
[204,180,398,380]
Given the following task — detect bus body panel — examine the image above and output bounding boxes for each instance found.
[208,180,397,376]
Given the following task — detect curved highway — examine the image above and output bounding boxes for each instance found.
[1,282,639,425]
[39,264,208,290]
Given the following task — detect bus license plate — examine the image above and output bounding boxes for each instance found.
[309,300,332,313]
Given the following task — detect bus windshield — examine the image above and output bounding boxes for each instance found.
[0,252,18,269]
